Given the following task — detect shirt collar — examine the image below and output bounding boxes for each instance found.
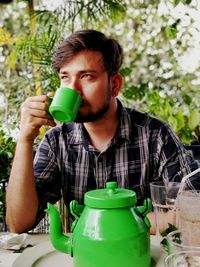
[112,99,131,143]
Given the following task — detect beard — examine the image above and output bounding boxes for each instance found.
[75,89,112,123]
[75,101,110,123]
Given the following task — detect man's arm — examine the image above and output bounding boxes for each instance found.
[6,95,56,233]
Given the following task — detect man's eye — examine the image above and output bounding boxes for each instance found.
[82,74,92,79]
[61,76,69,80]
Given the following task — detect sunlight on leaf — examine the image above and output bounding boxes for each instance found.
[188,111,200,130]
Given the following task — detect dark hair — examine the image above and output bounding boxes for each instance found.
[52,29,123,76]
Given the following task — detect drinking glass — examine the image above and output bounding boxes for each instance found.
[176,190,200,247]
[150,181,180,240]
[166,230,200,255]
[165,251,200,267]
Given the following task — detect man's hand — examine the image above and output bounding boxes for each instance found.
[19,95,56,142]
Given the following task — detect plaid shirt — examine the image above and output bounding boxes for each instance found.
[34,100,200,221]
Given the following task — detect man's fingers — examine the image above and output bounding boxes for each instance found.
[20,117,56,129]
[47,92,55,97]
[26,101,47,111]
[27,95,48,102]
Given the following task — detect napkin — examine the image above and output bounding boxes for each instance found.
[0,233,28,250]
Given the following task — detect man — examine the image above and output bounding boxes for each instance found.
[6,29,200,233]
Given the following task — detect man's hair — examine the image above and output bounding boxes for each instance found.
[52,29,123,76]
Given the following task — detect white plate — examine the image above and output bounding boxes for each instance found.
[12,238,166,267]
[12,241,73,267]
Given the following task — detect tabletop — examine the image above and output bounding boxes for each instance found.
[0,233,167,267]
[0,233,49,267]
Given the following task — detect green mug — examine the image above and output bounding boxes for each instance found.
[49,87,82,123]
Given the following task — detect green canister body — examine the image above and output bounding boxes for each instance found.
[47,182,151,267]
[72,206,151,267]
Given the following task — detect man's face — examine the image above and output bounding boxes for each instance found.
[59,50,114,123]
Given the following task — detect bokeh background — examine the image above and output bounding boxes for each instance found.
[0,0,200,230]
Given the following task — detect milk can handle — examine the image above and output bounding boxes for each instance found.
[136,198,152,228]
[70,200,84,231]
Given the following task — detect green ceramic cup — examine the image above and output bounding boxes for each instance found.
[49,87,82,122]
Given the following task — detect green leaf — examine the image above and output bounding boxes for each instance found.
[161,223,178,237]
[160,223,179,248]
[174,0,181,6]
[120,67,132,77]
[122,85,138,100]
[165,25,177,39]
[188,111,200,130]
[176,109,185,131]
[168,116,178,131]
[8,47,18,70]
[184,0,192,4]
[182,94,192,105]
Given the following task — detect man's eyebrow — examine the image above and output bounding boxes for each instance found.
[59,70,97,75]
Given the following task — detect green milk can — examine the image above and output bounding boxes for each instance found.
[46,182,152,267]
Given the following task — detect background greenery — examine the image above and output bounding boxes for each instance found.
[0,0,200,145]
[0,0,200,228]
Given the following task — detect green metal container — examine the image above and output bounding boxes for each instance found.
[47,182,152,267]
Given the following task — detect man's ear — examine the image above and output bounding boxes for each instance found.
[111,73,123,97]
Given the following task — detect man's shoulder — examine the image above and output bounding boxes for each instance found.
[125,106,167,129]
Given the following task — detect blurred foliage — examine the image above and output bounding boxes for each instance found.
[100,0,200,144]
[0,129,15,227]
[0,0,199,230]
[0,0,199,147]
[0,129,15,182]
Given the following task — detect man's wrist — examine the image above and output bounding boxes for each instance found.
[17,134,35,146]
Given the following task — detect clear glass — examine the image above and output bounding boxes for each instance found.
[176,190,200,247]
[150,181,180,240]
[165,251,200,267]
[167,230,200,255]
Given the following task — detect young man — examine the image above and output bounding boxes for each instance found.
[6,29,200,233]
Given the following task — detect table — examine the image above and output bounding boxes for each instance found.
[0,234,49,267]
[0,234,167,267]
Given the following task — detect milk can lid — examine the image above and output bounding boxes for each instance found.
[84,182,136,208]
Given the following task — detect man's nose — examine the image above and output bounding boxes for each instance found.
[69,78,82,95]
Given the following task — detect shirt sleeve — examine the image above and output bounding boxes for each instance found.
[152,122,200,189]
[33,131,62,225]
